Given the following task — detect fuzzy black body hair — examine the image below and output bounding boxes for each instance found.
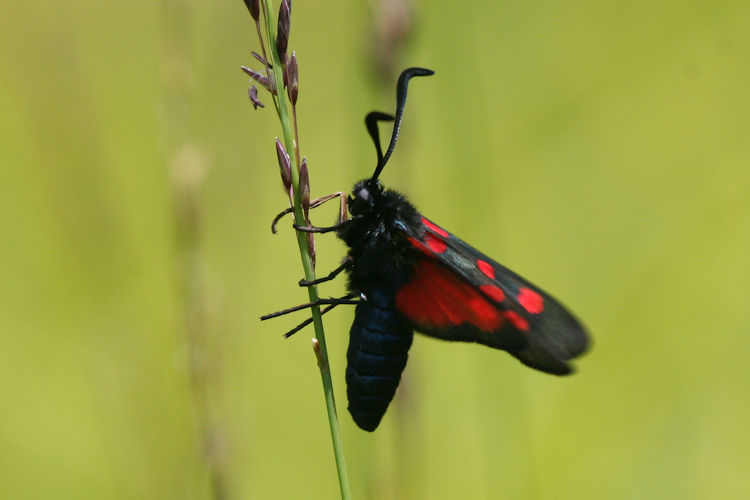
[337,179,422,298]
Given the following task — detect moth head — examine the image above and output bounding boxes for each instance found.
[348,179,383,216]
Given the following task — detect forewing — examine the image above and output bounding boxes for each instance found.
[394,216,589,375]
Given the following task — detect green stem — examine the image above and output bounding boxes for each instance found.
[260,2,351,499]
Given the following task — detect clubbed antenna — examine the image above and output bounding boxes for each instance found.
[370,67,434,181]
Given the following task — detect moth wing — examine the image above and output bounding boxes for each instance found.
[394,216,589,375]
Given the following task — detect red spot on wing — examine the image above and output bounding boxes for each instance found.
[517,288,544,314]
[425,233,447,254]
[408,237,425,250]
[480,284,505,303]
[396,259,503,332]
[408,235,447,255]
[503,310,529,331]
[422,217,449,238]
[477,259,495,279]
[408,237,433,256]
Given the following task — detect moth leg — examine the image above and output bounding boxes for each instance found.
[282,302,340,338]
[260,293,359,321]
[293,216,360,234]
[299,257,352,287]
[271,191,347,233]
[270,207,294,234]
[292,223,339,234]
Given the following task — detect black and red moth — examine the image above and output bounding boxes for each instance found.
[272,68,589,432]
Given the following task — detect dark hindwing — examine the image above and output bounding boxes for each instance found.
[346,288,414,431]
[394,216,588,375]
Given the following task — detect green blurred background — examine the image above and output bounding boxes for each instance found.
[2,0,750,498]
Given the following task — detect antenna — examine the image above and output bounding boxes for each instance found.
[369,67,434,181]
[364,111,394,166]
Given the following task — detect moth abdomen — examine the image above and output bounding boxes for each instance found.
[346,289,413,431]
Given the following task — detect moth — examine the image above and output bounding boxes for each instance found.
[267,68,589,431]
